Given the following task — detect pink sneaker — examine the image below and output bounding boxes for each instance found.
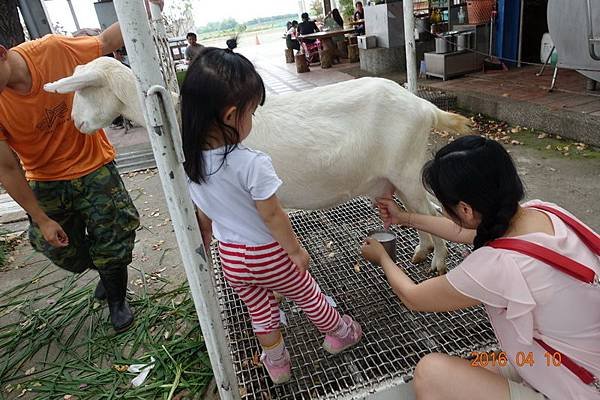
[322,315,363,355]
[260,349,291,384]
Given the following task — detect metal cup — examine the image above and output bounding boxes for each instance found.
[368,230,397,262]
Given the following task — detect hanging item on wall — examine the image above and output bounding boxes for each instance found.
[466,0,495,25]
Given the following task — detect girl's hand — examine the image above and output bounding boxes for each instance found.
[200,227,212,255]
[361,238,389,265]
[376,197,410,229]
[289,247,311,274]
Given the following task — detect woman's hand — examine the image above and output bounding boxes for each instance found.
[361,238,389,265]
[376,197,411,229]
[289,246,311,274]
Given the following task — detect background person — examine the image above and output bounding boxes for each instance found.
[185,32,203,63]
[354,1,365,35]
[286,20,300,52]
[297,12,320,63]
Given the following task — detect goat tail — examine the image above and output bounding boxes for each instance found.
[433,108,472,135]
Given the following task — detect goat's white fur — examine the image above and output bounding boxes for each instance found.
[44,57,145,135]
[45,57,472,274]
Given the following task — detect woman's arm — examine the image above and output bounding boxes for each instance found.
[377,198,476,244]
[362,239,480,312]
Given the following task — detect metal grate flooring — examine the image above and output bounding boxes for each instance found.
[211,197,497,399]
[417,85,457,111]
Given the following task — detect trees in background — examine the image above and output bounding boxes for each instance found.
[197,13,297,36]
[338,0,355,19]
[310,0,324,18]
[163,0,195,37]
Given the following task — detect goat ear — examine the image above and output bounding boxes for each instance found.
[43,70,104,94]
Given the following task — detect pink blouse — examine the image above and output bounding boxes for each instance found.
[446,200,600,400]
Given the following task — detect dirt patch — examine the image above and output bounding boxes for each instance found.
[429,117,600,230]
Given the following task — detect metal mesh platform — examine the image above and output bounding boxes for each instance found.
[212,197,497,399]
[416,86,457,111]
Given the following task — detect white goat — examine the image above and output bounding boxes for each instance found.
[44,57,147,134]
[45,57,471,274]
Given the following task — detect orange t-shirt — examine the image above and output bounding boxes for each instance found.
[0,34,115,181]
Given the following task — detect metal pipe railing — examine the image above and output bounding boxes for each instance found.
[112,1,240,398]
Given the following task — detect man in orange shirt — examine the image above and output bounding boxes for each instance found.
[0,0,162,333]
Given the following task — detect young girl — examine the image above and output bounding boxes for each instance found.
[361,135,600,400]
[180,44,362,384]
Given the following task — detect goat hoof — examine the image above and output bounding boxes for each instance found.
[411,245,433,264]
[429,264,447,276]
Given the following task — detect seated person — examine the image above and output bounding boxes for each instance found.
[324,9,345,62]
[354,1,365,35]
[297,12,320,63]
[325,8,344,31]
[298,12,320,43]
[286,20,300,51]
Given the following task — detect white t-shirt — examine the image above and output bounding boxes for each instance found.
[188,145,282,245]
[286,27,297,38]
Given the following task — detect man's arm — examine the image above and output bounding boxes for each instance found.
[0,142,68,247]
[98,23,124,55]
[98,0,164,55]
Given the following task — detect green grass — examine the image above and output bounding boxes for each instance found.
[464,112,600,160]
[0,244,5,269]
[0,265,213,399]
[176,71,187,87]
[509,129,600,160]
[0,231,9,269]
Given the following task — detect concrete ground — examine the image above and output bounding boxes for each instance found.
[343,62,600,147]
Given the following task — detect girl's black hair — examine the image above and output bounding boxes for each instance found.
[422,135,525,249]
[181,40,266,184]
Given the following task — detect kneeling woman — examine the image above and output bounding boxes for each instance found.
[361,136,600,400]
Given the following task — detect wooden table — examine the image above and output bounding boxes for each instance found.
[298,28,355,51]
[349,19,365,26]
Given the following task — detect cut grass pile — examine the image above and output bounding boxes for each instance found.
[0,262,213,399]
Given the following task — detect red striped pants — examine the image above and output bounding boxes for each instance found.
[219,241,342,334]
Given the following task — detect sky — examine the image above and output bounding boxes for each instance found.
[43,0,301,32]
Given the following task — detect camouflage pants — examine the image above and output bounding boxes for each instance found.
[28,162,140,273]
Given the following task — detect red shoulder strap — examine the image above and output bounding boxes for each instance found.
[528,204,600,255]
[533,339,596,385]
[488,238,597,284]
[488,205,600,387]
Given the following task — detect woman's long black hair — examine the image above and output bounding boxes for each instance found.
[332,9,344,28]
[422,135,525,249]
[181,39,266,184]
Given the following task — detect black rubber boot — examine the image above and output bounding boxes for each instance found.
[94,280,107,300]
[98,267,134,333]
